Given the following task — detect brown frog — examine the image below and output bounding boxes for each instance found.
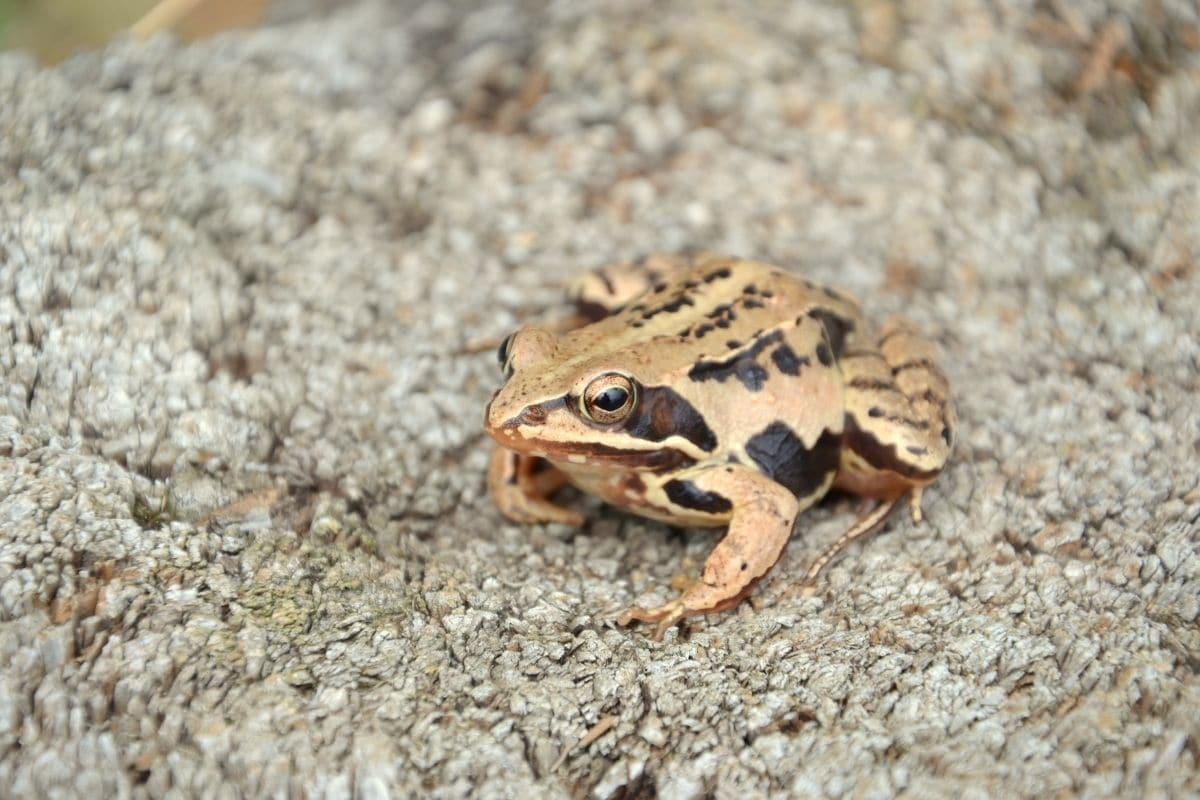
[484,255,955,639]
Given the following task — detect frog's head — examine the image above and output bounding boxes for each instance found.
[484,325,716,470]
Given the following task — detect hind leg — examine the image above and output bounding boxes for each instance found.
[838,316,955,495]
[803,318,955,580]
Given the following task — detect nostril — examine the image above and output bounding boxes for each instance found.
[506,404,547,429]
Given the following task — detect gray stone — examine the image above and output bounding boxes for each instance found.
[0,0,1198,797]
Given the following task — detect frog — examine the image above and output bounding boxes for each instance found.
[484,254,955,639]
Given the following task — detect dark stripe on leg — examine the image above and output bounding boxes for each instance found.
[664,479,733,514]
[848,377,904,394]
[892,358,938,376]
[842,414,940,481]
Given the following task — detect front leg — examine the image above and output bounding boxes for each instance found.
[618,466,801,640]
[487,447,583,526]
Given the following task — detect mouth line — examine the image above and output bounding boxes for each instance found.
[497,438,697,472]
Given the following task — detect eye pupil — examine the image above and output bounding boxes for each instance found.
[594,386,628,412]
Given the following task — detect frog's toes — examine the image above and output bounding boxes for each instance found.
[526,502,585,527]
[497,494,583,527]
[908,486,925,523]
[617,600,686,640]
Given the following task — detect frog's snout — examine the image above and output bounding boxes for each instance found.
[484,393,507,436]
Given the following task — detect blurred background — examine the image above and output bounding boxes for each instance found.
[0,0,276,62]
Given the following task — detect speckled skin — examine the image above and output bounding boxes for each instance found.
[486,255,954,637]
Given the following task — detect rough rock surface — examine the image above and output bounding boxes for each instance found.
[1,0,1198,797]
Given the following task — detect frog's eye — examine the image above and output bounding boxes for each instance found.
[580,373,637,424]
[496,333,514,376]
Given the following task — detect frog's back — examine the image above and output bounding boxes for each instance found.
[563,257,861,468]
[576,257,861,381]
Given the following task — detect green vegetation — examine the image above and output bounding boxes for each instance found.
[0,0,267,63]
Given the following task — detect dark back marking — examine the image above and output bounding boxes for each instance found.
[770,343,810,376]
[688,330,784,392]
